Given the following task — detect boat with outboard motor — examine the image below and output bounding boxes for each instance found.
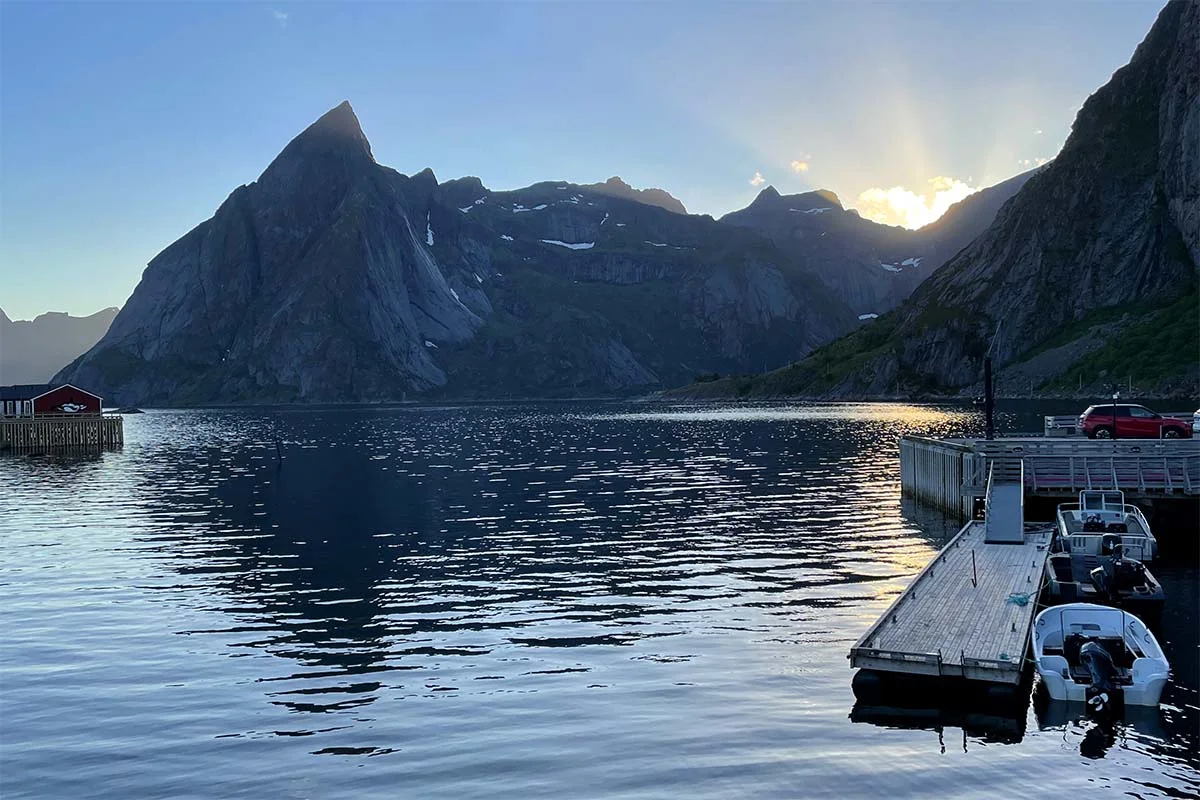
[1055,490,1157,562]
[1044,548,1165,624]
[1031,603,1169,713]
[1047,490,1165,623]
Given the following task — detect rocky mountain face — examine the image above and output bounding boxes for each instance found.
[717,172,1035,316]
[56,103,859,405]
[0,306,118,384]
[694,0,1198,399]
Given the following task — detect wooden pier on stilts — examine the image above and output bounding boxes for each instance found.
[0,415,124,451]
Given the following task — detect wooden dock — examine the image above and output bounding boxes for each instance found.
[850,520,1052,685]
[901,435,1200,518]
[0,415,124,450]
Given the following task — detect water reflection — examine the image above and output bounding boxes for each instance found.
[849,699,1028,747]
[2,401,1197,799]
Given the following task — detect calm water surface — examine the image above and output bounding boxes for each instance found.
[1,402,1197,798]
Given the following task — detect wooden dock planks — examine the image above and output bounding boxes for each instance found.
[850,521,1052,684]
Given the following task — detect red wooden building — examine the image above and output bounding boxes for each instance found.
[0,384,103,417]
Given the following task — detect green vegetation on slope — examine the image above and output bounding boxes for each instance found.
[1041,287,1199,391]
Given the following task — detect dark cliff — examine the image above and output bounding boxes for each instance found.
[691,0,1198,399]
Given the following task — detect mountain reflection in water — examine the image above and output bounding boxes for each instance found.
[1,402,1195,799]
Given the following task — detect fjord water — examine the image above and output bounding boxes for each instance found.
[1,403,1196,799]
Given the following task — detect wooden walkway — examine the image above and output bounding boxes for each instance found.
[850,521,1052,685]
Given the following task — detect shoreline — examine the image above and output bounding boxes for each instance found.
[106,393,1199,413]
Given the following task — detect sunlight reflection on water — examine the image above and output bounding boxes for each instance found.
[0,401,1195,799]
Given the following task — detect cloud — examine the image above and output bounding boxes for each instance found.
[1034,129,1044,136]
[272,9,289,26]
[790,160,810,173]
[1018,157,1051,168]
[749,171,766,187]
[853,176,978,229]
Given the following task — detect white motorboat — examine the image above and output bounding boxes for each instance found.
[1055,490,1157,562]
[1032,603,1169,709]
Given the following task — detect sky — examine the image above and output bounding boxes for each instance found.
[0,0,1168,319]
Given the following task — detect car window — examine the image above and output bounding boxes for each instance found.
[1113,406,1131,417]
[1129,407,1155,418]
[1082,406,1096,416]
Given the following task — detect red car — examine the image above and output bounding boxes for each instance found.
[1078,404,1193,439]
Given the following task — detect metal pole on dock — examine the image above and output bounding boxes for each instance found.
[1111,385,1120,441]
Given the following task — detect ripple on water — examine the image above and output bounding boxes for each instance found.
[0,402,1196,799]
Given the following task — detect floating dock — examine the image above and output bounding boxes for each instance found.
[851,461,1052,687]
[0,415,124,450]
[901,435,1200,519]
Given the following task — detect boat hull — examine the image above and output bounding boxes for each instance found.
[1036,671,1167,707]
[1032,603,1170,710]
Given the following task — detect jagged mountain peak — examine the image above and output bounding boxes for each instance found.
[257,100,374,186]
[751,185,782,205]
[579,176,687,214]
[304,100,370,151]
[743,186,842,213]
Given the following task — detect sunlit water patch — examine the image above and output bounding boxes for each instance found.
[1,402,1195,798]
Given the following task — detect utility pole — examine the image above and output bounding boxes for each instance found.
[984,323,1001,441]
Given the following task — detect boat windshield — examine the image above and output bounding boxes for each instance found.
[1080,490,1125,513]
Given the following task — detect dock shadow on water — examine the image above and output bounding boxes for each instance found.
[0,401,1196,799]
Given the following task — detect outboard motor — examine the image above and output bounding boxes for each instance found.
[1089,565,1111,602]
[1079,641,1123,716]
[1111,553,1148,593]
[1100,533,1122,556]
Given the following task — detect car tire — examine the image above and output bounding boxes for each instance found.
[1092,426,1113,439]
[1163,428,1183,439]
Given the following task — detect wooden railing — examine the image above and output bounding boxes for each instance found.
[902,436,1200,518]
[0,415,124,449]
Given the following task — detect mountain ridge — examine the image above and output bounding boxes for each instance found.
[678,0,1198,400]
[1,307,119,385]
[52,93,1048,406]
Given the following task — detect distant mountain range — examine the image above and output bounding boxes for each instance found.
[681,0,1198,400]
[719,171,1037,316]
[54,93,1027,405]
[0,307,118,385]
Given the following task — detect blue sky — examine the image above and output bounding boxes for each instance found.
[0,1,1166,319]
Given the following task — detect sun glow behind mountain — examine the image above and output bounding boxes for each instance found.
[853,177,979,229]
